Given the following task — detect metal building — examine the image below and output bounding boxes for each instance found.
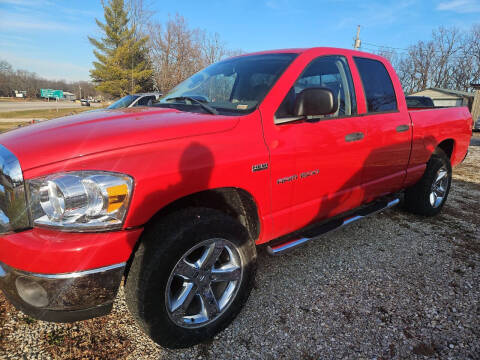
[409,88,474,108]
[63,91,76,101]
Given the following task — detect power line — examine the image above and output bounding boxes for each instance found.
[361,43,469,61]
[362,41,468,59]
[353,26,469,60]
[363,42,409,51]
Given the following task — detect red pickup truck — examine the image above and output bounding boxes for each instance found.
[0,47,472,348]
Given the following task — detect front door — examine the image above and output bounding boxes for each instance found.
[263,55,370,234]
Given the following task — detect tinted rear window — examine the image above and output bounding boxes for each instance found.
[354,57,397,113]
[406,96,434,108]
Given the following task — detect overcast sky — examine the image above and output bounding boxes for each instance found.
[0,0,479,82]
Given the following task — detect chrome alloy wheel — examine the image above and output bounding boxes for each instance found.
[165,238,243,328]
[430,166,449,208]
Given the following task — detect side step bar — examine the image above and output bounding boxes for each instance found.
[266,198,400,256]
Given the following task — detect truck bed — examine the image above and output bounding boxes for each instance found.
[408,106,472,167]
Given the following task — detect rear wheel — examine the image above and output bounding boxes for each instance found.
[125,208,257,348]
[404,149,452,216]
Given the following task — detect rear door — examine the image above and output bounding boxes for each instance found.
[352,57,412,201]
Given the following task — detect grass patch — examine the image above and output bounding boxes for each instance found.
[0,122,27,133]
[0,98,30,102]
[21,316,37,325]
[46,329,66,346]
[0,107,94,120]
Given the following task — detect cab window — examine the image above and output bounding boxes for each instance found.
[353,57,397,113]
[276,55,357,120]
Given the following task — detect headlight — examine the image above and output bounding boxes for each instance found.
[27,171,133,231]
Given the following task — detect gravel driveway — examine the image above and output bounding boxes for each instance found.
[1,134,479,360]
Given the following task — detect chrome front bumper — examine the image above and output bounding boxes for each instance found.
[0,144,30,234]
[0,261,125,322]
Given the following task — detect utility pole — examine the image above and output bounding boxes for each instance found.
[354,25,361,49]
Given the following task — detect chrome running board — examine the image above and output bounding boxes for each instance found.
[266,198,400,256]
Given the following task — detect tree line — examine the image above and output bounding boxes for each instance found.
[372,25,480,94]
[0,60,97,99]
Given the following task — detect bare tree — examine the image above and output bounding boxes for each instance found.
[376,25,480,94]
[147,14,237,93]
[450,32,477,91]
[430,27,462,89]
[148,14,202,92]
[467,24,480,85]
[199,32,228,67]
[127,0,154,37]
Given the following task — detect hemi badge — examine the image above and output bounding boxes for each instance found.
[252,163,268,172]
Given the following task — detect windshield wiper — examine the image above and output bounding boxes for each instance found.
[166,96,218,115]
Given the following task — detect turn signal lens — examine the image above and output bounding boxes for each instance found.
[106,184,129,213]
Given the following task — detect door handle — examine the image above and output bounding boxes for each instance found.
[345,132,364,142]
[396,124,410,133]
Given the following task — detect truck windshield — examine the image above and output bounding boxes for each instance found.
[108,95,139,109]
[155,53,297,115]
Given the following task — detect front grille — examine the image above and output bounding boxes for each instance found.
[0,144,30,234]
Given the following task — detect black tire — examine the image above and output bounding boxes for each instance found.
[404,149,452,216]
[125,207,257,349]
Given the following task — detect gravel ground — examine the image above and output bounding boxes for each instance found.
[1,134,479,360]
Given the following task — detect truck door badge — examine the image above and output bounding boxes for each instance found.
[277,169,319,184]
[252,163,269,172]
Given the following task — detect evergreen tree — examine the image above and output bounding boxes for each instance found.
[89,0,153,97]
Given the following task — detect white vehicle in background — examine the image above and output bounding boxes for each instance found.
[107,92,162,109]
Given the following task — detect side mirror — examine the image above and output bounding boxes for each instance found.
[293,88,338,117]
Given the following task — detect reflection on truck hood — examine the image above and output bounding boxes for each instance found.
[0,107,239,171]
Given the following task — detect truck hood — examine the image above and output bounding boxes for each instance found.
[0,107,239,171]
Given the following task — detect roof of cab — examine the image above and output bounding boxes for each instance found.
[231,47,385,61]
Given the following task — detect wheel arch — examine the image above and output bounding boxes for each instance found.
[124,187,261,282]
[144,187,261,241]
[436,138,455,160]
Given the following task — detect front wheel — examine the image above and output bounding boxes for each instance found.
[125,208,257,348]
[404,149,452,216]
